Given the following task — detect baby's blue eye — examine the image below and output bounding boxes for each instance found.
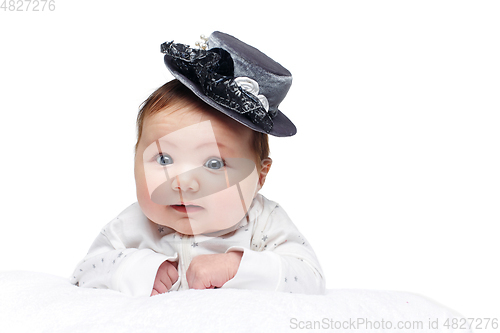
[156,154,173,166]
[204,158,225,170]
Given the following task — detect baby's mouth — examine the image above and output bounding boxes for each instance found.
[170,204,204,214]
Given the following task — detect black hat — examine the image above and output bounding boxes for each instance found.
[161,31,296,137]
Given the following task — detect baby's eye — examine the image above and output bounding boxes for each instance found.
[156,154,173,166]
[204,157,225,170]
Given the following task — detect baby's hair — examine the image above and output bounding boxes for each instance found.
[135,79,270,167]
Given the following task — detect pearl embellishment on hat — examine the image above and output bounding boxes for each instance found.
[234,77,270,112]
[194,34,208,50]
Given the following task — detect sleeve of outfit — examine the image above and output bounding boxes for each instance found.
[70,212,176,297]
[222,202,326,295]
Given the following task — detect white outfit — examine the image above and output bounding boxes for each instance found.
[71,194,325,296]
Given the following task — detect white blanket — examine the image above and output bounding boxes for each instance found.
[0,271,467,333]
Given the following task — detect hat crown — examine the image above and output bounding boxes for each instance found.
[208,32,291,76]
[207,32,292,115]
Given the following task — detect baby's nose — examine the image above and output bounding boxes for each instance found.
[150,166,227,205]
[171,173,199,192]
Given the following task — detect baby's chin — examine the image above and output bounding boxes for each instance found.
[154,215,245,237]
[167,218,242,236]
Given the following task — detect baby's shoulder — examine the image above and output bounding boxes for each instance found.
[115,202,146,220]
[252,194,292,227]
[255,193,287,213]
[106,202,147,225]
[101,202,155,235]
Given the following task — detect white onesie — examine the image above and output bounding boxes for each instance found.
[71,193,325,296]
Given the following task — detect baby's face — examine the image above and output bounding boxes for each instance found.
[134,104,262,235]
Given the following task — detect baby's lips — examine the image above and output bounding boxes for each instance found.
[149,157,256,205]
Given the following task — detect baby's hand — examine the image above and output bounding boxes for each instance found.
[186,252,243,290]
[151,261,179,296]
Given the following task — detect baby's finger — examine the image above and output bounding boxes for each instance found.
[150,289,159,297]
[153,278,169,294]
[187,271,211,290]
[187,277,203,290]
[161,275,173,291]
[166,263,179,284]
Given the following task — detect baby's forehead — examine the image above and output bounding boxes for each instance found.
[147,103,232,130]
[142,121,251,162]
[156,120,217,144]
[138,101,258,162]
[143,105,252,144]
[144,104,204,126]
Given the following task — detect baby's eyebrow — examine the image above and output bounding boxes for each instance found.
[146,139,231,155]
[195,141,228,150]
[154,139,178,149]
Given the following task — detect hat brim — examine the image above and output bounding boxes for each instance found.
[164,55,297,137]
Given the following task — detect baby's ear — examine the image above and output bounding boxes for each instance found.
[258,158,272,189]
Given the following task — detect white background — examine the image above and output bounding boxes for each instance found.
[1,0,499,325]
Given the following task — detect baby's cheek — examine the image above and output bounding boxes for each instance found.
[237,166,260,210]
[143,165,168,199]
[208,186,246,229]
[207,167,259,229]
[136,186,156,218]
[136,169,171,226]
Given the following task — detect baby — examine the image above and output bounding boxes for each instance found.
[71,31,325,296]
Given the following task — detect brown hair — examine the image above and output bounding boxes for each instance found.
[135,80,270,166]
